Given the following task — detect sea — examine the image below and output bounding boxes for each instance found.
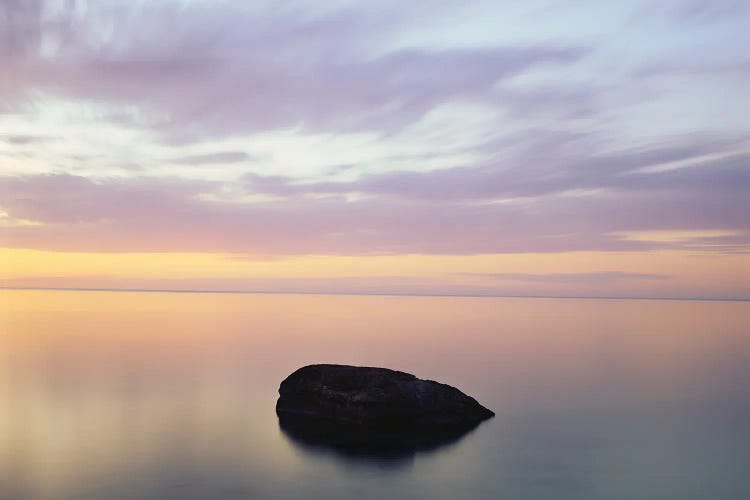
[1,289,749,499]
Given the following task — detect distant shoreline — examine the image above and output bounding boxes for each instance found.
[1,286,748,302]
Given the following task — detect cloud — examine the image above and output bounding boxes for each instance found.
[0,0,587,138]
[1,171,748,255]
[460,272,670,284]
[240,136,750,201]
[0,0,748,267]
[635,59,750,79]
[172,151,256,165]
[1,134,52,145]
[0,174,219,224]
[670,0,750,22]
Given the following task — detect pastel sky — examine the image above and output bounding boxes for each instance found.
[1,0,749,298]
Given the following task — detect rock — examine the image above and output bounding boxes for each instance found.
[275,364,494,429]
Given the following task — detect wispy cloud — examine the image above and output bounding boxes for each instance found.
[2,172,748,255]
[241,138,750,200]
[1,134,53,145]
[460,272,670,284]
[172,151,256,165]
[670,0,750,23]
[1,1,749,296]
[0,1,586,137]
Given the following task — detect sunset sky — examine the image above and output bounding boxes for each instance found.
[1,0,749,298]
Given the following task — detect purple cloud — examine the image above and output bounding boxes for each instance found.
[172,151,256,165]
[0,1,748,267]
[0,1,586,138]
[671,0,750,22]
[460,272,670,284]
[1,134,52,145]
[240,136,750,201]
[2,172,748,255]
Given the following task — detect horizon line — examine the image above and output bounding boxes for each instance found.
[2,286,748,302]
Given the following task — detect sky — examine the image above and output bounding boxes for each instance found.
[1,0,749,299]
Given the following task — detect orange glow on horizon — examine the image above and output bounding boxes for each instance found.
[2,247,748,298]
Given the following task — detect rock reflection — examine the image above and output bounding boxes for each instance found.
[278,415,484,468]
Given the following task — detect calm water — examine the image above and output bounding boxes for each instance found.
[1,290,749,499]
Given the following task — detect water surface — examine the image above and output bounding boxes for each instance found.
[1,290,749,499]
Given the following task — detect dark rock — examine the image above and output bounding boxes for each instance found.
[275,364,494,430]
